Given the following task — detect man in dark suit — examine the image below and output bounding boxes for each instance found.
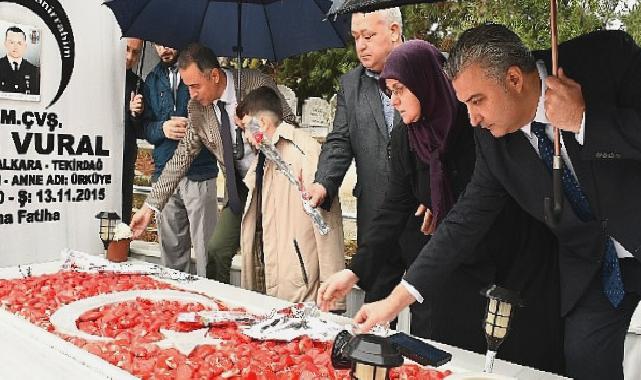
[308,8,428,305]
[122,38,145,224]
[0,26,40,95]
[342,24,641,379]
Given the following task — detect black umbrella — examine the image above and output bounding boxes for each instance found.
[328,0,564,224]
[106,0,351,100]
[329,0,441,14]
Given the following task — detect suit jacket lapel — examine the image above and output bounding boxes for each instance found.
[362,73,389,140]
[504,131,553,220]
[203,68,238,148]
[562,130,602,218]
[504,129,600,226]
[188,100,219,148]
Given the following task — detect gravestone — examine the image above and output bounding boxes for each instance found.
[301,97,330,140]
[301,97,330,128]
[328,93,338,133]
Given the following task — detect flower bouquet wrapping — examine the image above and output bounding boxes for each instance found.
[247,118,330,235]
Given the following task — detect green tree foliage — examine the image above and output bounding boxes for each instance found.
[622,2,641,43]
[275,47,358,108]
[274,0,640,101]
[403,0,625,50]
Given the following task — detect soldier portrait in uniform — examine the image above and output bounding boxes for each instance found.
[0,22,41,101]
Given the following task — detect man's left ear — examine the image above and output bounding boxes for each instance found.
[506,66,524,93]
[208,68,219,83]
[390,23,401,43]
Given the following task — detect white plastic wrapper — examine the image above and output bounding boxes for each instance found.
[59,249,198,281]
[177,310,257,324]
[241,315,344,342]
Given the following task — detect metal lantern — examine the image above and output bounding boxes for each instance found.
[95,212,120,250]
[481,285,523,373]
[332,330,356,370]
[331,331,403,380]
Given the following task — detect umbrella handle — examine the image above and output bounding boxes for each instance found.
[550,0,560,156]
[550,0,558,77]
[236,0,243,101]
[544,157,563,226]
[135,41,147,95]
[547,0,563,223]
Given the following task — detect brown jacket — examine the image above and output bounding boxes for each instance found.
[240,123,345,304]
[145,69,295,210]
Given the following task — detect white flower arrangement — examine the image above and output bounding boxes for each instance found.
[112,223,132,241]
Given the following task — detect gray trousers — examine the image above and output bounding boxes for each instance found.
[157,177,217,277]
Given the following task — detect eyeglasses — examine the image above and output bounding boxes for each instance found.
[384,83,406,98]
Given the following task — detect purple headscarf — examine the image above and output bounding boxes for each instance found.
[380,40,460,230]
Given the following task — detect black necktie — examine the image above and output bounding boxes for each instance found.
[218,101,242,214]
[169,67,178,112]
[256,151,265,189]
[255,151,266,259]
[531,121,624,306]
[255,152,266,231]
[12,62,18,71]
[253,151,267,291]
[255,152,266,196]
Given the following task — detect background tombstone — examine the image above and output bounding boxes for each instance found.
[301,96,330,140]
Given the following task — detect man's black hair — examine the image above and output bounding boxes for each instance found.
[177,42,221,73]
[6,26,26,40]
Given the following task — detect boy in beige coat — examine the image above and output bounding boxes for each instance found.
[237,87,345,307]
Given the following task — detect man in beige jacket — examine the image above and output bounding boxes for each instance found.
[237,86,345,305]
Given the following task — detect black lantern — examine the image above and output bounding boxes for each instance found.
[331,331,403,380]
[95,212,120,250]
[481,285,523,373]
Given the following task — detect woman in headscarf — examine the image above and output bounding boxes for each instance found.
[319,40,564,374]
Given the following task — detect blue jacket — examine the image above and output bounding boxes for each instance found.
[143,63,218,181]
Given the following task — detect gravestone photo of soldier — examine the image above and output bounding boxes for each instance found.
[0,22,41,101]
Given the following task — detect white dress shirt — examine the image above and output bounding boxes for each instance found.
[168,66,180,91]
[7,56,22,70]
[213,68,256,178]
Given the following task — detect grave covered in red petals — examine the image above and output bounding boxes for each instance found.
[0,269,451,379]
